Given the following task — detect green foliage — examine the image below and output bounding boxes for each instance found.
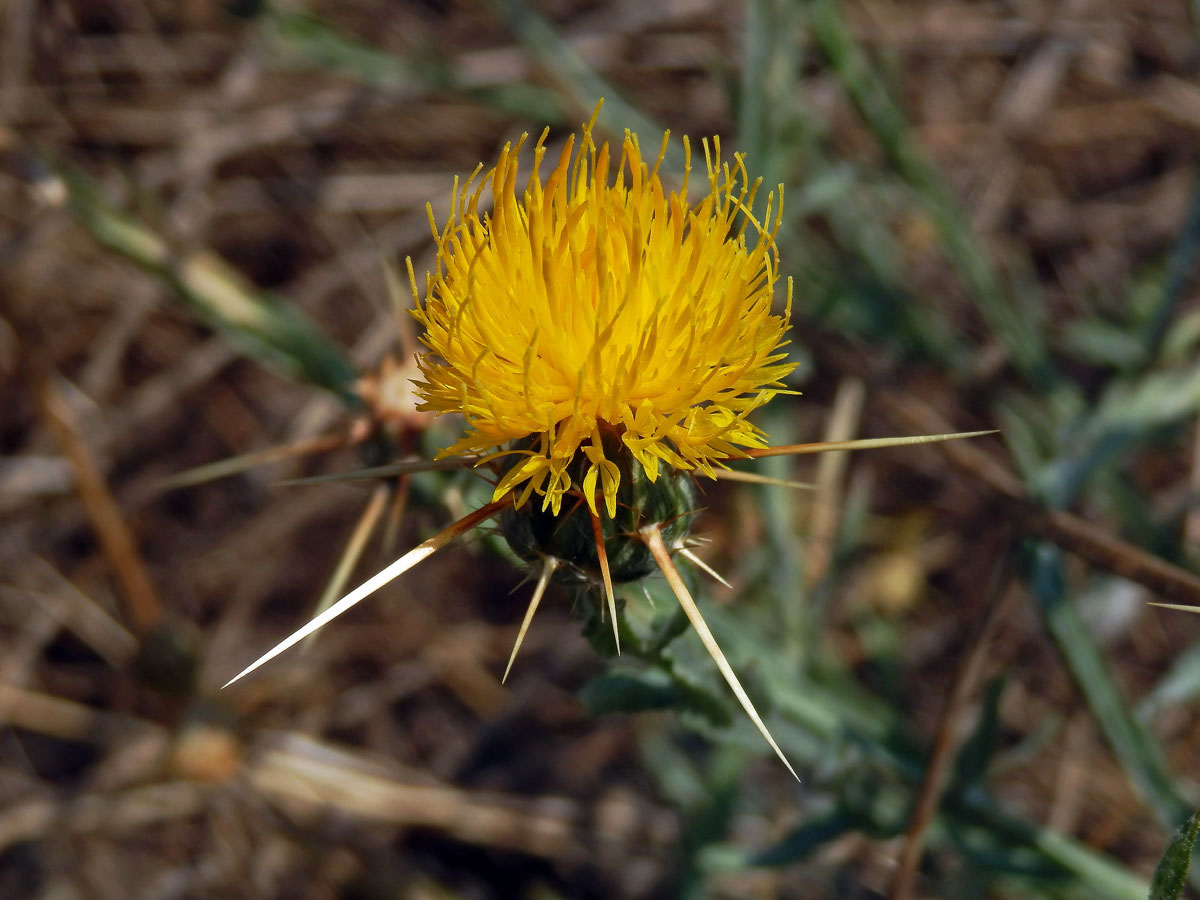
[500,441,697,585]
[951,676,1006,792]
[1030,546,1191,827]
[58,165,359,405]
[1149,811,1200,900]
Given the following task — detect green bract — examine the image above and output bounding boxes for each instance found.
[500,434,697,585]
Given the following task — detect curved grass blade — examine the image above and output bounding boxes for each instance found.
[805,0,1049,387]
[55,163,359,404]
[156,433,350,490]
[1030,545,1191,827]
[486,0,681,170]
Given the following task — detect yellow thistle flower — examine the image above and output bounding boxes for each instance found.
[408,109,795,520]
[224,108,992,781]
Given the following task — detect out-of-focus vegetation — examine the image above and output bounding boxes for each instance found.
[3,1,1200,898]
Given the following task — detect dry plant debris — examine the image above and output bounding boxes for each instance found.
[2,1,1200,898]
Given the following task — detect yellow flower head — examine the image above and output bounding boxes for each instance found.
[409,111,795,519]
[231,113,988,782]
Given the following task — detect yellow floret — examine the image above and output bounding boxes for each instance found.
[409,110,794,518]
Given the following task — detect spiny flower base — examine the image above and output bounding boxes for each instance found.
[223,428,994,782]
[500,437,697,587]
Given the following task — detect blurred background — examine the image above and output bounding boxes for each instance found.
[4,1,1200,898]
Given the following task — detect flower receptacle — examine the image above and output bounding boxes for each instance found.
[499,436,698,586]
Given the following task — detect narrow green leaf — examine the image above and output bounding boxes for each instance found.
[266,6,565,120]
[268,8,434,90]
[1091,364,1200,436]
[1139,642,1200,720]
[1062,318,1148,369]
[1143,161,1200,359]
[1149,810,1200,900]
[952,676,1006,790]
[578,670,678,715]
[1029,545,1191,827]
[578,669,732,727]
[58,164,359,404]
[803,0,1051,387]
[750,810,860,866]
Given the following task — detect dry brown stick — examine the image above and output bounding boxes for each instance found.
[889,554,1015,900]
[247,731,677,865]
[879,391,1200,605]
[3,556,136,666]
[0,782,209,853]
[0,683,164,744]
[807,376,865,587]
[37,372,163,633]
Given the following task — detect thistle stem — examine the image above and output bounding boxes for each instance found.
[156,432,351,490]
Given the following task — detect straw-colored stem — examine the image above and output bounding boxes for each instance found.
[278,455,483,486]
[381,475,411,554]
[807,376,865,588]
[39,375,162,635]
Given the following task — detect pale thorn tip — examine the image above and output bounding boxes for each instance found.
[503,556,559,683]
[1148,602,1200,613]
[222,498,508,689]
[640,581,656,611]
[679,547,732,589]
[640,522,800,782]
